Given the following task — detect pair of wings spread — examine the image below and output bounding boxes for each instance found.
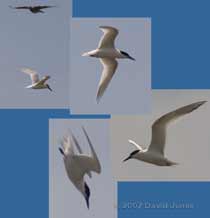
[61,127,101,178]
[96,27,119,102]
[21,68,50,85]
[129,101,206,156]
[11,6,54,10]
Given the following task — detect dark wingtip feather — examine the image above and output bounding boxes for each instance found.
[194,100,207,108]
[189,100,207,113]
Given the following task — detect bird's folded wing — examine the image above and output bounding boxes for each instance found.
[70,132,83,154]
[70,131,92,178]
[74,155,101,176]
[98,26,119,49]
[21,68,39,84]
[149,101,206,156]
[82,127,101,174]
[97,58,118,102]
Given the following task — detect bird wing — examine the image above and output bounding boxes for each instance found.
[10,6,30,9]
[74,127,101,176]
[21,68,39,84]
[36,5,56,9]
[96,58,118,102]
[70,131,92,178]
[149,101,206,156]
[98,26,119,49]
[70,132,83,154]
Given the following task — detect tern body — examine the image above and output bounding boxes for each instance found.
[21,68,52,91]
[123,101,206,166]
[82,48,129,59]
[82,26,135,102]
[59,127,101,209]
[127,147,177,166]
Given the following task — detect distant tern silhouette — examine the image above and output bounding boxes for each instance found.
[9,5,56,13]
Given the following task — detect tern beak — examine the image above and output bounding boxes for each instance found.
[123,156,131,162]
[47,85,53,91]
[128,56,136,61]
[84,182,90,209]
[58,147,64,156]
[85,196,90,209]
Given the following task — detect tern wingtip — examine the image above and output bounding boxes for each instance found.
[196,100,207,107]
[201,100,207,104]
[96,96,101,104]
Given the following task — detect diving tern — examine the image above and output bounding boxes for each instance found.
[21,68,52,91]
[59,127,101,209]
[123,101,206,166]
[82,26,135,103]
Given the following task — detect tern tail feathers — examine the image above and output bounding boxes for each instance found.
[166,160,179,166]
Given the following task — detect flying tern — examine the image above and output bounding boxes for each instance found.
[123,101,206,166]
[59,127,101,209]
[21,68,52,91]
[82,26,135,103]
[9,5,56,13]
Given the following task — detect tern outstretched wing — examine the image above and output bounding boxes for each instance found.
[21,68,39,84]
[10,6,31,9]
[149,101,206,156]
[97,58,118,103]
[98,26,119,49]
[36,5,56,10]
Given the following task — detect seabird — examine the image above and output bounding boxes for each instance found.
[82,26,135,103]
[21,68,52,91]
[9,5,56,13]
[123,101,206,166]
[59,127,101,209]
